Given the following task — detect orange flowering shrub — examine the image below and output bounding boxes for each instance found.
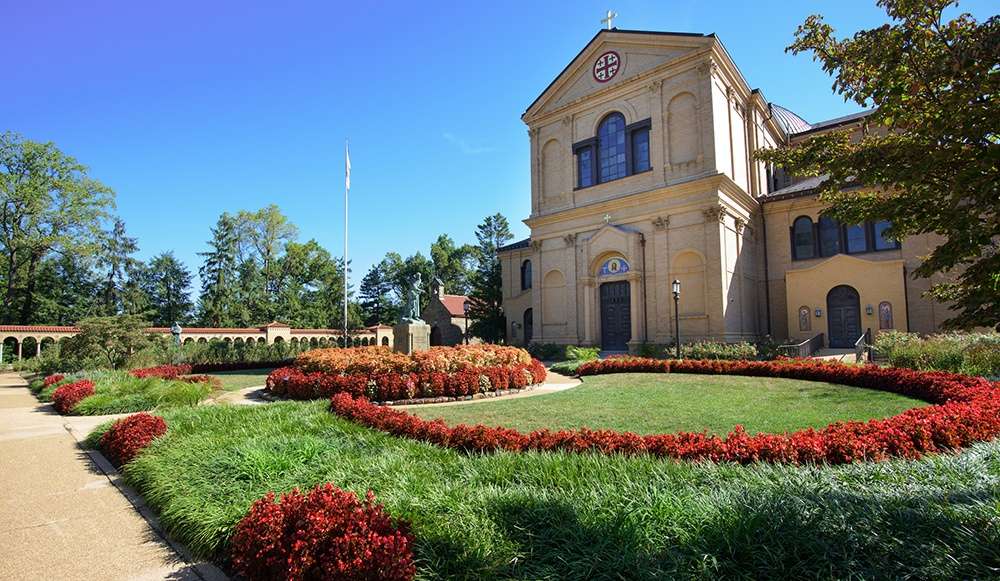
[271,345,546,402]
[294,345,532,375]
[295,346,416,375]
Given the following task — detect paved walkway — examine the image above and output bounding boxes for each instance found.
[397,369,582,409]
[812,348,858,363]
[0,372,225,581]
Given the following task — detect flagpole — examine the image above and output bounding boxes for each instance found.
[344,140,350,346]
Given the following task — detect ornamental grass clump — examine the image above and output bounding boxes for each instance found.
[99,412,168,466]
[229,483,415,581]
[51,380,95,414]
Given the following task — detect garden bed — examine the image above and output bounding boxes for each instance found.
[266,345,547,403]
[89,401,1000,579]
[328,358,1000,464]
[30,369,215,415]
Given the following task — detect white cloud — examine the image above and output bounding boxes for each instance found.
[442,132,494,155]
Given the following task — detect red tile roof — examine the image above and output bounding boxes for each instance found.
[440,294,470,317]
[0,325,78,333]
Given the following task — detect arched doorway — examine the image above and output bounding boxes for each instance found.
[827,285,861,348]
[600,281,631,351]
[430,326,442,346]
[523,308,533,345]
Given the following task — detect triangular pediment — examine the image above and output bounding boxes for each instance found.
[524,29,714,121]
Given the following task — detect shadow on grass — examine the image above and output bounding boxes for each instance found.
[467,484,1000,580]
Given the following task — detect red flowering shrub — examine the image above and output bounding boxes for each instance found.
[230,483,415,581]
[129,364,193,379]
[328,359,1000,465]
[99,412,168,465]
[51,380,95,414]
[268,351,546,403]
[43,374,65,387]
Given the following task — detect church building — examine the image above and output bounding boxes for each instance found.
[499,28,951,352]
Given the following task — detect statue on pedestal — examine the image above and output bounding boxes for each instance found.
[402,273,424,322]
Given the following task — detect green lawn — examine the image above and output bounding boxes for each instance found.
[409,373,925,435]
[98,401,1000,580]
[204,368,274,391]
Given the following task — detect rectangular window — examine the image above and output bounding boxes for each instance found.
[846,224,867,253]
[631,128,650,173]
[873,220,897,250]
[576,146,593,188]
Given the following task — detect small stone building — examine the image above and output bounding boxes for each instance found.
[424,279,471,346]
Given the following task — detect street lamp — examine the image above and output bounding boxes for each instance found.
[462,301,470,345]
[672,279,681,359]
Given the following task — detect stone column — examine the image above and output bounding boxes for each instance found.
[16,340,22,361]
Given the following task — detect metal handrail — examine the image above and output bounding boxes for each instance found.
[854,328,873,363]
[778,333,825,358]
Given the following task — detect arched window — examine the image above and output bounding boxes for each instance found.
[573,112,652,188]
[597,113,627,182]
[520,259,532,290]
[818,215,841,257]
[792,216,816,260]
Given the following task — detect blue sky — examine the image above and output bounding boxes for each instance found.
[4,0,993,288]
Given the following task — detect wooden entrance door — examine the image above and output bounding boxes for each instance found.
[600,281,631,351]
[827,285,861,348]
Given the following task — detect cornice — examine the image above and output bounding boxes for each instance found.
[526,173,746,228]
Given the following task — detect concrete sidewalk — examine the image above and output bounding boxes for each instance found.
[0,372,223,581]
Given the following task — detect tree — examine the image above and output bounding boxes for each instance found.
[236,204,298,317]
[32,253,100,324]
[59,315,152,369]
[430,234,476,295]
[756,0,1000,329]
[147,252,194,325]
[381,252,435,315]
[0,132,113,324]
[98,218,140,315]
[466,213,512,343]
[358,262,396,325]
[198,213,240,326]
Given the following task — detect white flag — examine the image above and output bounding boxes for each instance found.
[345,142,351,190]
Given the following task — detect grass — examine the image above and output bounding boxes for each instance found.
[32,370,212,414]
[409,373,925,435]
[97,401,1000,580]
[203,368,274,391]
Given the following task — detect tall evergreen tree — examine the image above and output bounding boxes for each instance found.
[147,252,194,325]
[466,213,512,343]
[97,218,140,315]
[358,262,395,325]
[198,213,240,327]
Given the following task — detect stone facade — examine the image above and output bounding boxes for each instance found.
[500,28,953,351]
[424,279,471,346]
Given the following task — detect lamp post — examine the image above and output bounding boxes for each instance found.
[672,279,681,359]
[463,301,470,345]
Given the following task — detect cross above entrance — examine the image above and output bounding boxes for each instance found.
[603,213,612,224]
[601,10,617,30]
